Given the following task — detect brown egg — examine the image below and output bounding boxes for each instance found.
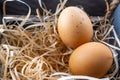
[69,42,113,78]
[57,6,93,49]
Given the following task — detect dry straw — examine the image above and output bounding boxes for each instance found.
[0,0,120,80]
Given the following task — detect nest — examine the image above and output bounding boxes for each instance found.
[0,0,120,80]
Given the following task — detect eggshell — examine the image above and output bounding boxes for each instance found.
[57,6,93,49]
[69,42,113,78]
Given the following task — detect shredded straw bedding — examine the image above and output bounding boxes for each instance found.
[0,0,120,80]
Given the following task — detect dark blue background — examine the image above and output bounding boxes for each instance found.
[0,0,2,24]
[4,0,111,16]
[0,0,112,24]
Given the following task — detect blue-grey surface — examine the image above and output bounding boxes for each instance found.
[111,4,120,76]
[111,4,120,55]
[112,4,120,39]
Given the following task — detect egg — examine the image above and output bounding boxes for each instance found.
[57,6,93,49]
[69,42,113,78]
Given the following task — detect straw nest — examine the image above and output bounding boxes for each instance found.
[0,0,120,80]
